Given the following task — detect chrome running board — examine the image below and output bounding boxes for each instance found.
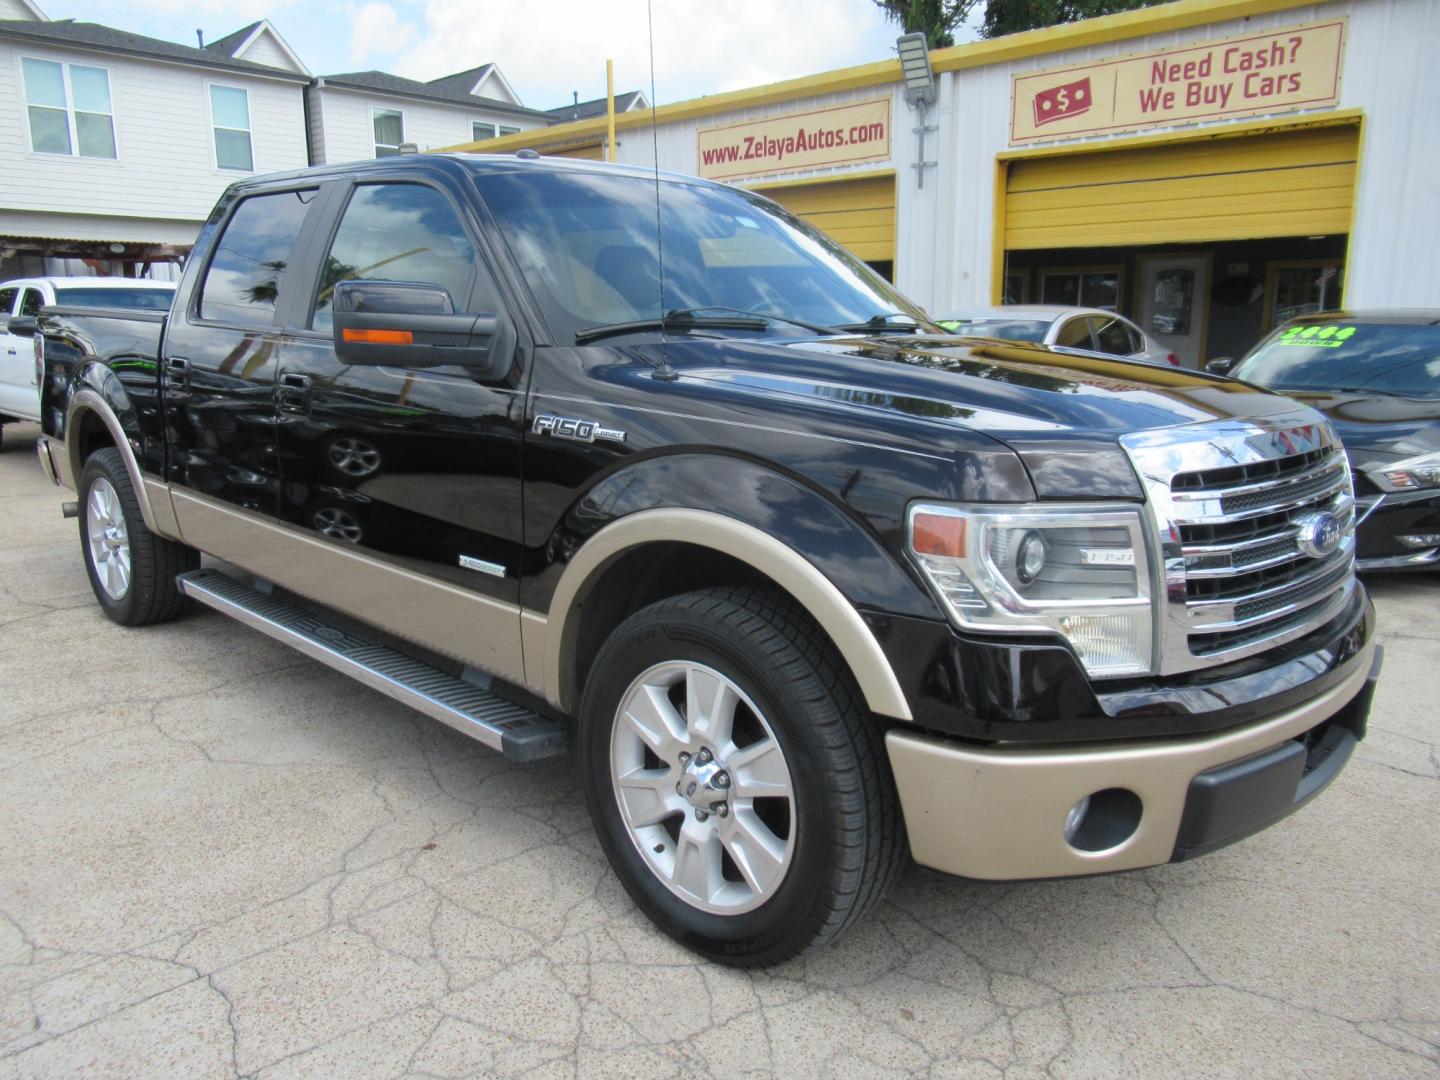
[176,568,567,761]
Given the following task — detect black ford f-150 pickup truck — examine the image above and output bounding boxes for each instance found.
[28,154,1380,965]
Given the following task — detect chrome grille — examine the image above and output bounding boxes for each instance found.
[1121,411,1357,675]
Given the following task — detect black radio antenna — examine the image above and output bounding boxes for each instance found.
[646,0,677,380]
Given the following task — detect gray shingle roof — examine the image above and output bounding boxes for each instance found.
[0,18,310,81]
[424,64,496,97]
[318,68,551,120]
[203,21,261,57]
[546,90,647,122]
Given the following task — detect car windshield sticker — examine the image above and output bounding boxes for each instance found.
[1279,324,1358,348]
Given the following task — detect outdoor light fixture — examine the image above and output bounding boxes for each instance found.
[897,32,937,107]
[897,32,939,188]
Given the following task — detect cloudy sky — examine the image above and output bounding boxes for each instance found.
[49,0,980,112]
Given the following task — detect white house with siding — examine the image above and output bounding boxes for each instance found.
[305,64,551,165]
[0,4,309,279]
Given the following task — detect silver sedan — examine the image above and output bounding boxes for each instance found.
[937,305,1178,366]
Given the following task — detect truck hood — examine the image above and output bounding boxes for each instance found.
[649,335,1315,498]
[665,334,1305,434]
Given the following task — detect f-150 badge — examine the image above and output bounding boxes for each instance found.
[533,414,627,444]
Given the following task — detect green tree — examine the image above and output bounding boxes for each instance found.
[980,0,1166,38]
[874,0,1169,44]
[872,0,982,48]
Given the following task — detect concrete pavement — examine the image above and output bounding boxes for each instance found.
[0,422,1436,1078]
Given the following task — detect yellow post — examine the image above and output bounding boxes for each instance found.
[606,59,616,163]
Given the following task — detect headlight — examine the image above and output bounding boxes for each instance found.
[1370,450,1440,492]
[907,502,1154,678]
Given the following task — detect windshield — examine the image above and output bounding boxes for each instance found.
[939,317,1050,342]
[1232,320,1440,399]
[469,167,934,344]
[55,286,174,311]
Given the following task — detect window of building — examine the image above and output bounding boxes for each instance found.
[373,108,405,157]
[22,58,116,158]
[1002,271,1027,305]
[210,85,253,171]
[311,183,477,332]
[1041,269,1120,311]
[472,122,521,142]
[1266,261,1344,330]
[198,188,318,325]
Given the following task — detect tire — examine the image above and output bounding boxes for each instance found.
[579,586,906,966]
[78,448,198,626]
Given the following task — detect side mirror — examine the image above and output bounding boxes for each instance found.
[1205,356,1236,376]
[6,316,38,338]
[331,280,516,380]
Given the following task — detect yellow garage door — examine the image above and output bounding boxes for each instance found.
[756,174,896,263]
[1004,124,1358,250]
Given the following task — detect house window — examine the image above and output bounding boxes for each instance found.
[472,122,497,141]
[210,85,253,171]
[498,125,520,136]
[373,108,404,156]
[22,57,116,158]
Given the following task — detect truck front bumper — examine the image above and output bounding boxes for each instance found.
[885,637,1380,880]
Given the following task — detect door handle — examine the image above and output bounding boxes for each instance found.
[164,356,190,388]
[278,372,312,414]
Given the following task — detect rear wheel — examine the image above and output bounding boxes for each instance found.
[580,586,905,966]
[78,448,197,625]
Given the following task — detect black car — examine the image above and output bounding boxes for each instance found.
[1212,312,1440,571]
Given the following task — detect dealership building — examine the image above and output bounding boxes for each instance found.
[455,0,1437,366]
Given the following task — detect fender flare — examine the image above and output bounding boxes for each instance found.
[540,507,913,721]
[65,389,177,537]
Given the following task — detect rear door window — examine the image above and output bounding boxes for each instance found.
[310,183,477,332]
[19,289,43,316]
[1055,318,1093,349]
[0,287,17,316]
[1091,315,1137,356]
[198,188,318,325]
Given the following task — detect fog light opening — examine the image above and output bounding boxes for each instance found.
[1064,788,1143,853]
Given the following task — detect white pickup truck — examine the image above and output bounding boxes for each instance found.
[1,277,174,441]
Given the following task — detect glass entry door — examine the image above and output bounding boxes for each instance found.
[1139,254,1209,368]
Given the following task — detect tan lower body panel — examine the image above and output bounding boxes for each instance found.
[887,639,1374,881]
[171,490,527,685]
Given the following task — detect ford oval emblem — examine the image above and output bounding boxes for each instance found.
[1294,511,1343,559]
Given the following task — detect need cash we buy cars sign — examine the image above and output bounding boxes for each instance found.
[1010,20,1346,144]
[697,99,891,181]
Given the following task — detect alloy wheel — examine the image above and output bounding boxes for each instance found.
[610,661,796,915]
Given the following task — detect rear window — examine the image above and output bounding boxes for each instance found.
[1231,321,1440,399]
[55,287,174,311]
[940,318,1050,342]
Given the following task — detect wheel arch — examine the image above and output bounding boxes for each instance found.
[537,509,913,723]
[65,389,175,536]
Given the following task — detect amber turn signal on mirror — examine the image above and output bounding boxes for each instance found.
[341,328,414,345]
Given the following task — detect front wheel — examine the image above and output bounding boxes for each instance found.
[78,448,197,625]
[580,586,905,966]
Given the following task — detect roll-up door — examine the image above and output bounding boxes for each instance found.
[1003,124,1358,251]
[755,174,896,263]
